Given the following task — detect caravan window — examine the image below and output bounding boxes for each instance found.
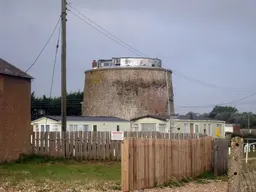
[83,125,88,131]
[41,125,45,132]
[93,125,97,132]
[159,124,166,132]
[141,123,156,132]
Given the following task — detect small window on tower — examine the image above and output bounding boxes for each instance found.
[117,125,120,131]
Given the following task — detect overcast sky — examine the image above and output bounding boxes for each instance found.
[1,0,255,114]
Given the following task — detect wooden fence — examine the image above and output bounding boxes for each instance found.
[32,131,121,160]
[31,131,205,160]
[212,138,229,176]
[121,136,213,191]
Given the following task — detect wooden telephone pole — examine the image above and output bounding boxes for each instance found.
[61,0,67,156]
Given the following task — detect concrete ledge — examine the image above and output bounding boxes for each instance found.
[85,67,172,74]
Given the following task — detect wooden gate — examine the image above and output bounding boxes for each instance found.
[212,138,229,176]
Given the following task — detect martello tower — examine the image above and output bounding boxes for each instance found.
[82,57,174,120]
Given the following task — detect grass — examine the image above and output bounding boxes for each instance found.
[0,155,121,191]
[244,151,256,158]
[0,155,228,191]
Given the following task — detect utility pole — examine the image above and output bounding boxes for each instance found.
[246,113,250,163]
[248,113,250,133]
[61,0,67,157]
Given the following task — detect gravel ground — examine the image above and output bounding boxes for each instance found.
[144,181,228,192]
[0,181,228,192]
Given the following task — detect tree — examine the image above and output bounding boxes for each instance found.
[185,111,201,117]
[209,106,238,119]
[208,105,256,128]
[31,91,84,120]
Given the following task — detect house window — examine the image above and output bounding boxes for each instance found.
[117,125,120,131]
[83,125,88,131]
[133,123,139,131]
[53,125,58,132]
[195,124,199,133]
[103,62,110,66]
[159,124,166,132]
[93,125,97,132]
[204,124,207,135]
[208,124,211,135]
[141,123,156,132]
[69,124,74,132]
[35,125,39,132]
[41,125,45,132]
[73,125,78,132]
[184,123,188,133]
[46,125,50,132]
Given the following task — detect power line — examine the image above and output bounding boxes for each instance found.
[26,17,61,72]
[68,0,77,4]
[172,70,250,92]
[68,10,144,56]
[68,4,147,57]
[176,92,256,109]
[49,26,61,97]
[67,6,251,93]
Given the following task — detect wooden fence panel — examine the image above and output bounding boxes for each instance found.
[32,131,212,165]
[213,138,229,176]
[121,136,213,191]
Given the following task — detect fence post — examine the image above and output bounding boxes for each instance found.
[228,137,243,192]
[121,139,130,192]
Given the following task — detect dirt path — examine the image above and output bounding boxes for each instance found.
[0,181,228,192]
[144,181,228,192]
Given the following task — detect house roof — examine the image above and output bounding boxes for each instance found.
[130,115,169,121]
[0,58,33,79]
[44,115,129,122]
[177,115,215,121]
[131,114,224,122]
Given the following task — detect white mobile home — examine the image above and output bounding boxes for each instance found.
[131,115,226,138]
[31,116,131,132]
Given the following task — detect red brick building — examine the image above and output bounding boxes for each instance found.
[0,58,32,162]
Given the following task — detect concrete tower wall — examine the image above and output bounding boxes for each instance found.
[83,67,174,120]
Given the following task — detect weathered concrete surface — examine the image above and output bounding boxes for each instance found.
[0,74,32,162]
[83,68,174,120]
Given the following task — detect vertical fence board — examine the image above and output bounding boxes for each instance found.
[129,138,134,191]
[148,138,154,188]
[121,139,129,192]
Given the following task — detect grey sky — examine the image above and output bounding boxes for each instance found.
[1,0,255,114]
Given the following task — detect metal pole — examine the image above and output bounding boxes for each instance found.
[246,141,249,163]
[245,113,250,163]
[248,113,250,133]
[61,0,67,157]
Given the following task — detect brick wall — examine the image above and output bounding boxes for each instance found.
[83,68,174,120]
[0,74,31,162]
